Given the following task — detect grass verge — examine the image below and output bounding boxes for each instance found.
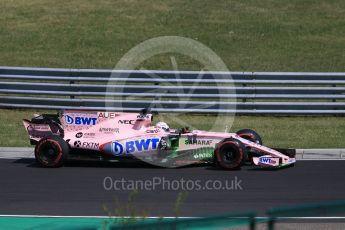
[0,0,345,71]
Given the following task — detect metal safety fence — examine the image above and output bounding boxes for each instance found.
[1,66,345,114]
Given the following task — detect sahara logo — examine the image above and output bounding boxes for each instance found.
[65,115,97,125]
[185,139,213,145]
[111,138,160,155]
[185,135,213,145]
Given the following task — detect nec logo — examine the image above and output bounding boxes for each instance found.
[118,120,135,125]
[65,115,97,125]
[111,138,160,155]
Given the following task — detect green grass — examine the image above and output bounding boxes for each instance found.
[3,109,345,148]
[1,1,345,148]
[0,0,345,71]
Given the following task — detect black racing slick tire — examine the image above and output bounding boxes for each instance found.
[35,136,69,167]
[214,138,246,170]
[236,129,262,145]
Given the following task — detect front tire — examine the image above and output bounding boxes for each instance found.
[214,139,246,170]
[236,129,263,164]
[35,136,69,167]
[236,129,262,144]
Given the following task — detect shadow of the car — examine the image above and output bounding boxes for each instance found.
[13,158,164,169]
[14,157,269,171]
[204,166,242,171]
[13,158,294,171]
[65,160,162,169]
[247,164,295,171]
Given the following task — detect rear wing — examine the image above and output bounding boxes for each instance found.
[23,113,63,145]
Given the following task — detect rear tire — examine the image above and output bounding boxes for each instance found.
[214,139,246,170]
[35,136,69,167]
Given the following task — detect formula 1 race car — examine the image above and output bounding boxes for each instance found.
[23,110,296,169]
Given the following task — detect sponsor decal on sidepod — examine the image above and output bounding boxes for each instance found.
[111,138,160,156]
[98,112,118,119]
[75,132,96,138]
[65,115,97,125]
[99,128,119,133]
[74,140,99,149]
[118,120,135,125]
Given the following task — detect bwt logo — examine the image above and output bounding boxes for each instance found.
[259,157,277,164]
[111,138,160,155]
[65,115,97,125]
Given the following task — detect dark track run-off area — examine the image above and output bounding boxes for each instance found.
[0,159,344,217]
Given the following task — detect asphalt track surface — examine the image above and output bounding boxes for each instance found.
[0,158,345,217]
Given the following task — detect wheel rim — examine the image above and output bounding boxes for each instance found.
[220,145,238,163]
[39,142,60,164]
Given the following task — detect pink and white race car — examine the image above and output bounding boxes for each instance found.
[23,110,296,169]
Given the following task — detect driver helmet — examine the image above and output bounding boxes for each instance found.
[156,122,169,131]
